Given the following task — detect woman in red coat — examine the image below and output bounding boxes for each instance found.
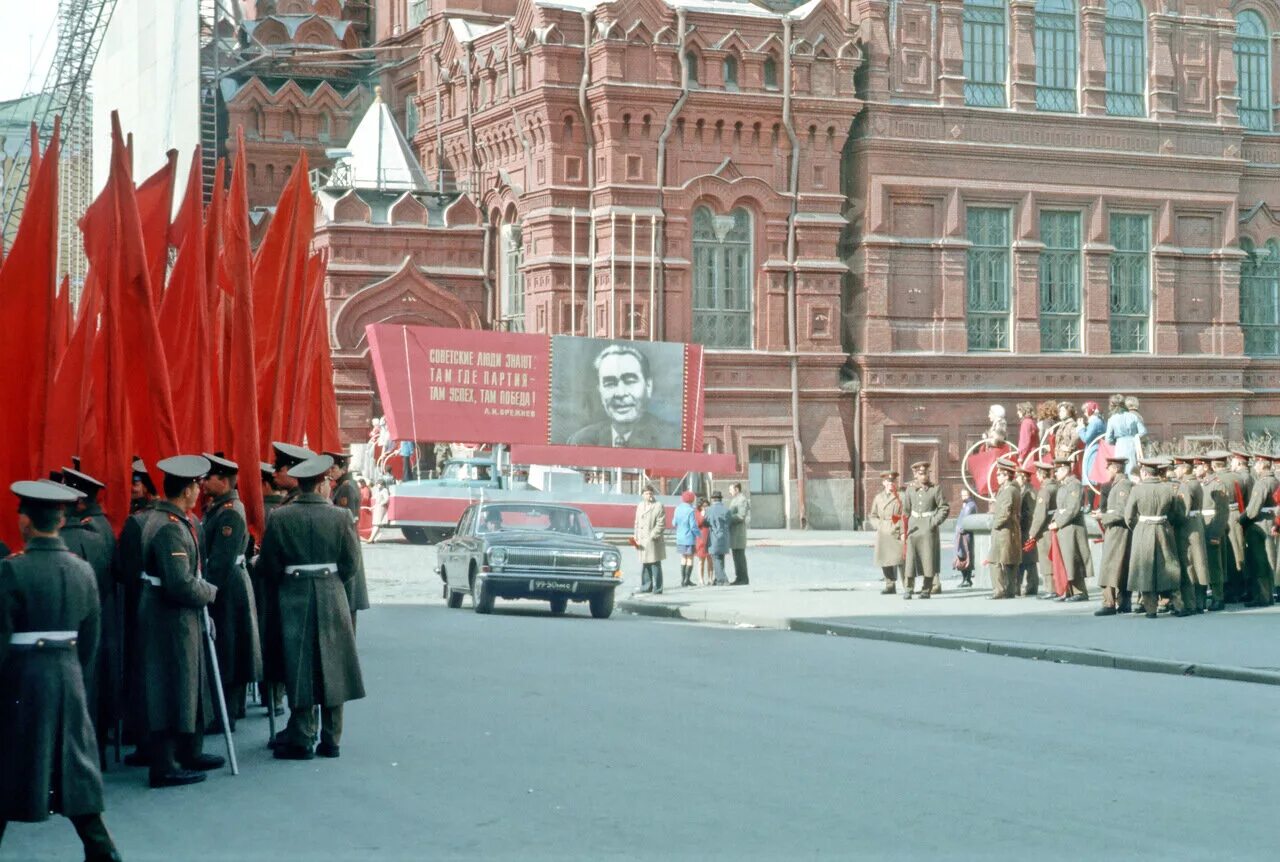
[694,497,711,586]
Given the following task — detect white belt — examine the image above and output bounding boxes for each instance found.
[1228,504,1240,511]
[1045,509,1057,515]
[1261,507,1277,516]
[1187,511,1202,518]
[1138,515,1168,524]
[911,511,936,518]
[284,563,338,577]
[141,573,161,586]
[1198,509,1216,517]
[10,630,77,646]
[234,554,246,567]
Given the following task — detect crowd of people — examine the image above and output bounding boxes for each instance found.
[0,443,369,860]
[629,483,751,594]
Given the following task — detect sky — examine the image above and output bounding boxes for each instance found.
[0,4,59,102]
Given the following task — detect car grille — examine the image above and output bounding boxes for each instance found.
[503,549,604,571]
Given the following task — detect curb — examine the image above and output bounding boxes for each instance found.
[619,600,1280,687]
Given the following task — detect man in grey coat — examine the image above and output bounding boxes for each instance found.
[704,491,732,586]
[727,482,750,585]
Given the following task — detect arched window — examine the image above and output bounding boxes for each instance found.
[963,0,1008,107]
[1236,11,1271,132]
[692,206,753,348]
[500,222,525,332]
[763,55,779,90]
[723,55,739,91]
[1241,237,1280,355]
[685,51,700,88]
[1104,0,1145,116]
[1035,0,1077,112]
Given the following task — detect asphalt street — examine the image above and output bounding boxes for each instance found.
[6,593,1279,861]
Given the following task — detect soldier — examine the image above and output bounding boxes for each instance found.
[1172,456,1210,613]
[868,471,905,594]
[902,461,948,600]
[325,451,369,627]
[256,460,287,716]
[1215,452,1248,603]
[113,458,160,768]
[200,454,262,731]
[257,456,365,760]
[1124,459,1188,618]
[1048,458,1091,602]
[1196,452,1231,611]
[1026,461,1059,599]
[988,459,1021,599]
[1094,455,1133,616]
[137,455,224,788]
[1014,466,1039,596]
[0,481,121,862]
[1241,452,1278,607]
[271,442,317,506]
[261,462,285,518]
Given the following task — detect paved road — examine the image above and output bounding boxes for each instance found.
[6,600,1279,861]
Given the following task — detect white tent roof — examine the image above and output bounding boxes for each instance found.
[331,91,429,193]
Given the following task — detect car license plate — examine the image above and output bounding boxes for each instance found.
[530,580,574,592]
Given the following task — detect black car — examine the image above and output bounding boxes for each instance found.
[436,502,623,618]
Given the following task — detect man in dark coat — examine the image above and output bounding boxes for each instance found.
[200,454,262,729]
[1196,453,1231,611]
[1026,462,1059,599]
[703,491,732,586]
[326,451,370,625]
[261,462,285,518]
[566,344,680,448]
[988,459,1021,599]
[138,455,224,788]
[1216,453,1248,602]
[1124,459,1187,617]
[0,481,121,861]
[1241,452,1278,607]
[1173,456,1210,613]
[271,441,317,507]
[112,457,159,767]
[256,460,287,715]
[258,455,365,760]
[1094,455,1133,615]
[1014,467,1039,596]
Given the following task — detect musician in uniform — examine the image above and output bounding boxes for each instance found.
[868,471,905,594]
[988,458,1022,599]
[137,455,224,787]
[1124,459,1188,618]
[1094,455,1133,615]
[1026,462,1059,599]
[0,481,121,861]
[901,461,949,600]
[258,455,365,760]
[1014,466,1039,595]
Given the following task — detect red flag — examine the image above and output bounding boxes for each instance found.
[223,129,265,540]
[42,275,100,473]
[1048,531,1070,597]
[52,275,71,371]
[966,442,1013,498]
[300,252,340,451]
[134,149,178,310]
[0,120,60,548]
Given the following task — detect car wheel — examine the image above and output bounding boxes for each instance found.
[588,591,614,620]
[549,597,568,616]
[446,585,463,609]
[472,571,494,614]
[401,526,431,545]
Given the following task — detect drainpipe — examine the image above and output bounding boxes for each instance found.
[463,42,493,323]
[782,15,807,529]
[432,53,444,193]
[579,11,597,335]
[654,9,691,342]
[464,43,478,193]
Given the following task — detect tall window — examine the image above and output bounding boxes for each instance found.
[763,56,779,90]
[1039,211,1082,351]
[966,208,1012,351]
[692,206,753,349]
[1105,0,1145,116]
[1241,238,1280,355]
[1109,213,1150,353]
[748,446,783,495]
[1236,11,1271,132]
[964,0,1008,107]
[1035,0,1077,111]
[685,51,700,88]
[723,56,739,91]
[500,223,525,332]
[408,0,429,27]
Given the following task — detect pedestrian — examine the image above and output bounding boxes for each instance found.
[727,482,751,585]
[1196,452,1231,611]
[366,480,391,543]
[398,439,416,481]
[325,451,369,626]
[1124,458,1188,617]
[869,470,906,593]
[137,455,225,788]
[952,487,976,588]
[1035,400,1057,449]
[694,498,711,586]
[902,461,949,599]
[673,490,699,587]
[199,453,263,731]
[0,481,121,862]
[356,477,373,540]
[1015,402,1038,467]
[988,461,1021,598]
[257,455,365,760]
[1094,455,1134,615]
[1105,394,1146,476]
[1241,452,1278,607]
[1172,456,1210,613]
[632,485,666,594]
[705,491,731,586]
[1077,401,1105,478]
[1026,461,1059,599]
[1048,458,1091,601]
[1014,466,1039,595]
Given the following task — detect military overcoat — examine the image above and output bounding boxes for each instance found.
[60,519,118,735]
[903,483,949,579]
[868,490,905,568]
[202,491,263,689]
[1242,471,1279,573]
[989,481,1022,566]
[1051,477,1094,581]
[1018,485,1038,566]
[1214,469,1247,568]
[1096,476,1132,590]
[1124,478,1183,593]
[1175,478,1210,587]
[1028,479,1059,565]
[331,474,370,614]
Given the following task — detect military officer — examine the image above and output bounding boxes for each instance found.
[988,458,1022,599]
[325,451,369,627]
[1094,455,1133,615]
[1172,455,1210,613]
[113,458,160,768]
[1241,452,1278,607]
[0,481,121,861]
[1124,458,1188,617]
[200,453,262,730]
[271,442,317,506]
[63,462,116,552]
[256,460,287,715]
[257,455,365,760]
[1049,458,1091,602]
[1014,466,1039,596]
[1196,452,1231,611]
[1027,461,1060,599]
[262,462,285,518]
[137,455,224,787]
[868,470,905,594]
[1214,452,1248,603]
[902,461,948,600]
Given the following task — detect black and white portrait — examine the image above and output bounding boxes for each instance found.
[549,337,684,450]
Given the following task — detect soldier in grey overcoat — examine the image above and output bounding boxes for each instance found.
[1196,453,1231,611]
[1124,459,1187,617]
[1049,459,1091,601]
[0,481,120,861]
[902,461,949,599]
[1027,462,1060,599]
[1094,456,1133,615]
[988,460,1022,599]
[1215,455,1248,602]
[868,471,905,594]
[1241,452,1278,607]
[1173,456,1210,613]
[326,451,370,623]
[1014,467,1039,596]
[258,456,365,760]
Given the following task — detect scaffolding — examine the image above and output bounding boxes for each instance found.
[199,0,242,204]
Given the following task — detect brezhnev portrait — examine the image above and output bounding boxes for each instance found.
[549,337,684,450]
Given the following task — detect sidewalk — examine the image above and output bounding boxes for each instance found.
[617,540,1280,686]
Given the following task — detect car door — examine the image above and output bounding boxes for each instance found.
[442,506,474,589]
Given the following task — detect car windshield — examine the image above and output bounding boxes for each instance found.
[476,505,593,537]
[442,461,492,482]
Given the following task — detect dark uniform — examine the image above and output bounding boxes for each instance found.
[1241,457,1278,607]
[259,456,365,759]
[1199,454,1232,610]
[1095,463,1133,613]
[1027,468,1059,599]
[1050,468,1091,600]
[0,482,119,861]
[59,506,114,745]
[1173,461,1210,613]
[327,455,370,625]
[1124,464,1186,616]
[1015,472,1039,595]
[202,488,262,724]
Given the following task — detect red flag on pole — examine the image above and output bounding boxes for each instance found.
[43,275,100,474]
[135,149,178,310]
[1048,530,1070,597]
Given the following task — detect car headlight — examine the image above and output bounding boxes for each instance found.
[487,547,508,568]
[602,551,620,572]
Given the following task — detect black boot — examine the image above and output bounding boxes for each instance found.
[71,814,122,862]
